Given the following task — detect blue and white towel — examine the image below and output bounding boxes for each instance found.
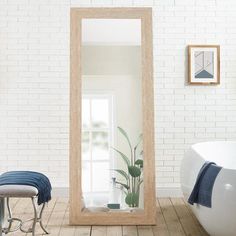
[0,171,52,205]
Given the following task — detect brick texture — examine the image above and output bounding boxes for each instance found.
[0,0,235,195]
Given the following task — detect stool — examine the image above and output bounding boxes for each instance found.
[0,185,49,235]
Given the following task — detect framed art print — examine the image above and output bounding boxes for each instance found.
[188,45,220,85]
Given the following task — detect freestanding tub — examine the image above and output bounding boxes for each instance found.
[181,141,236,236]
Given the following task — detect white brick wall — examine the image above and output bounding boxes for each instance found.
[0,0,236,196]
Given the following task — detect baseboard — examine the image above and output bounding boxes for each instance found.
[52,187,183,198]
[156,187,183,198]
[52,187,69,197]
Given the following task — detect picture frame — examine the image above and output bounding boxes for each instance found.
[188,45,220,85]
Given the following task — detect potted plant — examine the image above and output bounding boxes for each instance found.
[111,127,143,208]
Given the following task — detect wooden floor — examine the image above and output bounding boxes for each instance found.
[6,198,209,236]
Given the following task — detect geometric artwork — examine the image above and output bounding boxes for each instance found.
[194,51,214,79]
[188,45,220,85]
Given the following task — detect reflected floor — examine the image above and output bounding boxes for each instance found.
[82,193,144,212]
[83,206,144,213]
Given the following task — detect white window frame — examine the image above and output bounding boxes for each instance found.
[82,92,115,205]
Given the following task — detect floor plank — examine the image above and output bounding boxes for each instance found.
[8,198,19,210]
[158,198,185,236]
[74,226,91,236]
[38,197,58,235]
[59,205,76,236]
[152,200,169,236]
[11,198,30,216]
[137,226,154,236]
[5,198,208,236]
[23,198,58,236]
[122,226,138,236]
[91,226,107,236]
[47,198,68,236]
[10,198,34,236]
[183,199,209,236]
[107,226,122,236]
[171,198,201,236]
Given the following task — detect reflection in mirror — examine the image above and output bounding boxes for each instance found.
[81,19,143,213]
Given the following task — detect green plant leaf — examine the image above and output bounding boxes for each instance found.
[117,126,132,151]
[134,133,143,150]
[128,166,141,177]
[136,179,143,192]
[135,179,143,194]
[134,159,143,168]
[111,147,130,166]
[125,192,139,207]
[115,181,130,190]
[112,169,129,181]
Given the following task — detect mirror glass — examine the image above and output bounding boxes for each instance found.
[81,19,143,212]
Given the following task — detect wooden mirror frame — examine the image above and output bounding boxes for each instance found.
[70,7,156,225]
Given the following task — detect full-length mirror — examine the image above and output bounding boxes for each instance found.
[70,8,155,225]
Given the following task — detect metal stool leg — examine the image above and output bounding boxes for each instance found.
[0,198,4,235]
[2,198,22,234]
[31,197,37,236]
[6,197,12,232]
[30,197,49,235]
[39,203,49,234]
[2,197,49,235]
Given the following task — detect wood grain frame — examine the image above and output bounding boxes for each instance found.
[188,45,220,85]
[70,8,156,225]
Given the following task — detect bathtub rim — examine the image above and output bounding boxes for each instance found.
[190,140,236,171]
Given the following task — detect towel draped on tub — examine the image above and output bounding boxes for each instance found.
[188,161,222,208]
[0,171,52,205]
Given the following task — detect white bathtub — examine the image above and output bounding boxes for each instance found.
[181,141,236,236]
